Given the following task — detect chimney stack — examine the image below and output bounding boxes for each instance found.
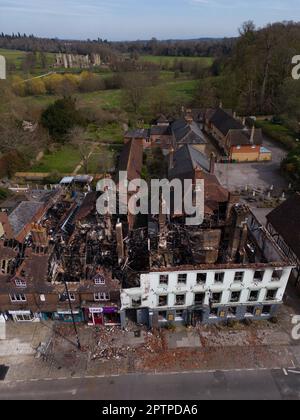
[116,222,125,264]
[169,147,175,170]
[250,125,255,144]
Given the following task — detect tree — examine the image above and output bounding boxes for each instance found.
[67,126,91,173]
[41,97,85,142]
[26,78,46,95]
[122,73,149,114]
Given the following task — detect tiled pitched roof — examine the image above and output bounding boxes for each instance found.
[169,145,210,179]
[266,193,300,259]
[209,108,244,136]
[227,129,263,146]
[172,119,207,145]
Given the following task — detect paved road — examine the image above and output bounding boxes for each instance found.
[1,369,300,400]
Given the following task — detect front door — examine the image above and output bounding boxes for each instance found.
[93,313,103,325]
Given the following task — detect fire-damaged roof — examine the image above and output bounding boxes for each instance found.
[172,119,207,145]
[266,193,300,259]
[74,192,98,222]
[209,108,244,136]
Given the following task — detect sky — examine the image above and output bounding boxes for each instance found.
[0,0,299,41]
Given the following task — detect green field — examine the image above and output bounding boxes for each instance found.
[140,55,214,67]
[0,48,55,74]
[0,48,26,69]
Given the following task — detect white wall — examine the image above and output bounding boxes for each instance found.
[121,266,292,310]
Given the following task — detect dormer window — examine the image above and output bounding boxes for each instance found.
[15,278,27,288]
[94,274,105,286]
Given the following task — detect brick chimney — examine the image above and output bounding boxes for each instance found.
[116,222,125,264]
[250,125,255,144]
[169,147,175,170]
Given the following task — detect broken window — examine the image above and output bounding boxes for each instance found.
[266,289,278,301]
[249,290,260,302]
[1,259,12,275]
[59,292,76,302]
[159,275,169,285]
[227,307,237,317]
[178,274,187,285]
[215,272,225,284]
[262,305,271,315]
[234,272,244,282]
[94,292,110,302]
[211,292,222,304]
[175,310,184,320]
[272,270,283,281]
[254,270,264,282]
[175,294,185,306]
[230,291,241,303]
[210,308,219,317]
[10,293,26,303]
[197,273,207,285]
[195,293,205,305]
[246,306,255,316]
[158,311,167,321]
[158,295,168,307]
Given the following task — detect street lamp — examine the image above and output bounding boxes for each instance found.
[60,276,81,350]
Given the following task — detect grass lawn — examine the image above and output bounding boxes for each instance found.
[255,120,297,150]
[0,48,26,70]
[88,122,124,144]
[140,55,214,67]
[31,145,82,173]
[0,48,55,76]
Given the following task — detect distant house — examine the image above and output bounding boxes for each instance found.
[205,108,271,162]
[266,193,300,285]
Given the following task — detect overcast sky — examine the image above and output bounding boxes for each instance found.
[0,0,299,40]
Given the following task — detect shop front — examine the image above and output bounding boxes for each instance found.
[7,310,40,323]
[52,309,84,323]
[84,306,121,326]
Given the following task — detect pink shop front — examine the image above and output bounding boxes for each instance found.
[84,306,121,326]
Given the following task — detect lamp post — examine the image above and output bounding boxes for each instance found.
[61,276,81,350]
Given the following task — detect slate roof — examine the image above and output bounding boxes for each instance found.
[169,145,210,179]
[8,202,44,237]
[209,108,244,136]
[150,125,172,136]
[227,129,263,146]
[266,193,300,260]
[171,119,207,145]
[124,129,150,139]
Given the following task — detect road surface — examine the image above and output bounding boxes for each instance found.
[1,369,300,400]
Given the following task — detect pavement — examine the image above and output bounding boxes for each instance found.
[1,368,300,400]
[215,135,288,195]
